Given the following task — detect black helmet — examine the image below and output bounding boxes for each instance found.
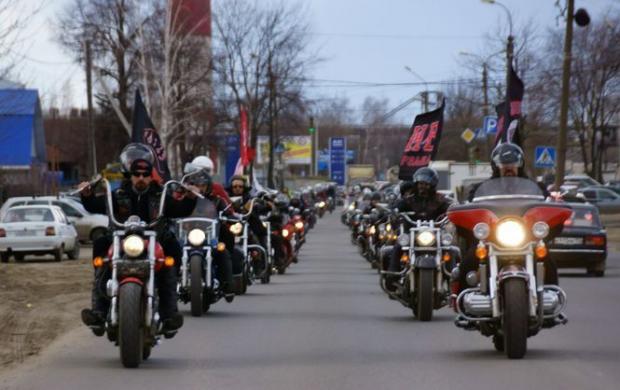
[275,193,290,210]
[491,143,524,176]
[370,192,381,202]
[412,167,438,189]
[120,143,155,174]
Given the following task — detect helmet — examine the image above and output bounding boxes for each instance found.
[362,187,372,195]
[274,193,290,210]
[370,192,381,202]
[191,156,214,172]
[400,181,415,196]
[189,170,212,187]
[120,143,155,174]
[491,143,524,176]
[412,167,439,189]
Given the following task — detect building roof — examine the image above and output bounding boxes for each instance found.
[0,89,46,166]
[0,89,39,115]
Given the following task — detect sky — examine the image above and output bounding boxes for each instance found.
[5,0,620,124]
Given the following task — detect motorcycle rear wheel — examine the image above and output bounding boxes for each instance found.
[502,278,528,359]
[414,269,434,321]
[190,255,204,317]
[119,283,144,368]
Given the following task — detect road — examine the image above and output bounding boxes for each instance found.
[3,214,620,390]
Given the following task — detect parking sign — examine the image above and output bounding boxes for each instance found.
[484,116,498,134]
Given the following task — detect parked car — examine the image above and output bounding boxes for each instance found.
[548,203,606,277]
[579,186,620,213]
[0,205,79,262]
[0,196,108,243]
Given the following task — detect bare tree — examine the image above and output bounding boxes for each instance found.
[212,0,315,177]
[0,0,44,80]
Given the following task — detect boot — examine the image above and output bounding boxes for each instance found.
[81,309,106,337]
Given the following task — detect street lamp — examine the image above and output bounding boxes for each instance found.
[404,66,430,111]
[555,1,590,189]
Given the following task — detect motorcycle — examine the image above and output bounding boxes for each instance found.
[448,177,571,359]
[177,217,227,316]
[380,211,459,321]
[72,176,202,368]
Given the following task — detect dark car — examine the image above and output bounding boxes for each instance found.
[549,203,606,277]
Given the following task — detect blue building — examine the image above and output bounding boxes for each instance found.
[0,88,47,198]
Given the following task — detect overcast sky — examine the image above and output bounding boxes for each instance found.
[8,0,620,123]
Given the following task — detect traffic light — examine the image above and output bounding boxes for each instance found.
[308,116,315,134]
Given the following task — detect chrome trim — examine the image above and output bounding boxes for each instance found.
[548,249,605,254]
[472,194,545,202]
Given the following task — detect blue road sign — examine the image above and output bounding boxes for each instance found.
[329,137,347,185]
[535,146,556,168]
[484,115,498,134]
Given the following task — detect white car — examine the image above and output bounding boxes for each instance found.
[0,205,79,262]
[0,196,108,243]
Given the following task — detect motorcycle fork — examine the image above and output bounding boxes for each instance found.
[489,248,537,318]
[205,248,213,289]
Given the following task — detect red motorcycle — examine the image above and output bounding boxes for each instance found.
[448,177,571,359]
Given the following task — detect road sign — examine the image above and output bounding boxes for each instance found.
[483,116,498,134]
[329,137,347,185]
[535,146,556,168]
[461,128,476,144]
[475,128,485,140]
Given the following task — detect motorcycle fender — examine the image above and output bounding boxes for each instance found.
[119,277,144,287]
[497,264,529,283]
[414,254,436,269]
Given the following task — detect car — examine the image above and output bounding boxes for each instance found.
[579,186,620,213]
[548,203,606,277]
[561,174,601,192]
[0,205,79,262]
[0,196,108,243]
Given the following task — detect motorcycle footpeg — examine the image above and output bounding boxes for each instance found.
[454,315,476,330]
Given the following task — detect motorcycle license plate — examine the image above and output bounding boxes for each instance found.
[554,237,583,245]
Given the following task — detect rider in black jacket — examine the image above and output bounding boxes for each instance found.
[387,168,452,277]
[79,143,197,335]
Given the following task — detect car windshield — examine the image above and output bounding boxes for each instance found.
[3,208,55,223]
[565,207,600,228]
[473,177,544,201]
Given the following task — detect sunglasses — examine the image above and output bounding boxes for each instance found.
[132,172,152,178]
[232,184,244,188]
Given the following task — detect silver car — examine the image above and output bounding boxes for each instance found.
[0,196,108,243]
[0,205,79,262]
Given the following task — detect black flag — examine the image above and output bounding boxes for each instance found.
[398,99,445,180]
[131,90,171,182]
[494,62,524,147]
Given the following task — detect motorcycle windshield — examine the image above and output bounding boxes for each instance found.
[473,177,544,202]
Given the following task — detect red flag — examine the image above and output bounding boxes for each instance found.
[240,105,250,167]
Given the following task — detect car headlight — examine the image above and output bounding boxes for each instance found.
[416,230,436,246]
[473,223,490,240]
[368,225,376,235]
[123,235,145,258]
[532,221,549,239]
[496,219,526,247]
[282,228,290,238]
[397,233,410,247]
[295,221,304,231]
[188,229,206,246]
[229,222,243,235]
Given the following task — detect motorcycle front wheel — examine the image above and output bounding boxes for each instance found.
[414,269,434,322]
[190,255,204,317]
[119,282,144,368]
[502,278,528,359]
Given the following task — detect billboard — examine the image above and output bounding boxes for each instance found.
[256,136,312,165]
[329,137,347,185]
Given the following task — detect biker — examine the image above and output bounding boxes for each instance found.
[362,192,382,214]
[457,143,558,292]
[184,166,235,302]
[386,168,452,279]
[187,156,231,205]
[79,143,197,336]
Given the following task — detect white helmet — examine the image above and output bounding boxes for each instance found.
[184,155,214,175]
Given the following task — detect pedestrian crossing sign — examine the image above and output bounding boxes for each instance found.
[534,146,556,168]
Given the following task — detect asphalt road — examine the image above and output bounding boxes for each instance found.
[3,214,620,390]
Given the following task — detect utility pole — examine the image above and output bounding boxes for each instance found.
[554,1,590,188]
[309,116,316,176]
[267,54,276,188]
[85,40,97,177]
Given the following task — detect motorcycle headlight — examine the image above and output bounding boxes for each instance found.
[386,224,392,232]
[496,219,526,247]
[348,204,355,211]
[229,222,243,235]
[532,221,549,239]
[295,221,304,231]
[123,235,145,258]
[397,233,410,247]
[319,201,326,208]
[441,232,454,246]
[416,230,436,247]
[282,228,290,238]
[368,225,376,235]
[188,229,206,247]
[473,223,490,240]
